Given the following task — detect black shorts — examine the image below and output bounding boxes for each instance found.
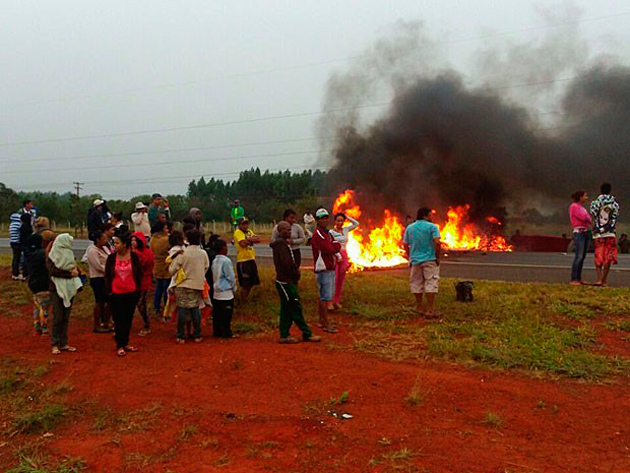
[236,260,260,289]
[90,277,107,303]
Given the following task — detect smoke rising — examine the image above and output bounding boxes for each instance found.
[319,9,630,223]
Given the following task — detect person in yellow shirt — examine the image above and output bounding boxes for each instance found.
[233,217,260,300]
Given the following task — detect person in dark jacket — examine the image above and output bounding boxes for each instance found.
[271,222,321,344]
[87,199,105,241]
[105,233,143,357]
[19,213,33,279]
[26,234,50,335]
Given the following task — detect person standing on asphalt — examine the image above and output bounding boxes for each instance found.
[403,207,441,317]
[19,199,37,227]
[87,199,105,241]
[310,208,341,333]
[568,190,592,285]
[303,208,315,241]
[230,199,245,232]
[271,221,321,344]
[590,183,620,286]
[148,193,170,228]
[131,202,151,239]
[271,209,306,268]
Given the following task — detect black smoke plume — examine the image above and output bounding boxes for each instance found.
[320,17,630,223]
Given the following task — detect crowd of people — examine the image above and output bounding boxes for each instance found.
[7,194,369,354]
[7,182,624,355]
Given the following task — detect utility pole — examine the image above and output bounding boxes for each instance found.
[73,181,84,199]
[72,182,84,237]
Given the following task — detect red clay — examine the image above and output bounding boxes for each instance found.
[1,278,630,472]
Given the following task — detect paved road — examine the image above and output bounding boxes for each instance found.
[3,238,630,286]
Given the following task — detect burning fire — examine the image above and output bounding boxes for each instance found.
[332,190,512,271]
[332,190,408,271]
[439,205,513,252]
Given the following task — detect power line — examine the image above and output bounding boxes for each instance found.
[0,73,577,149]
[4,10,629,108]
[0,102,389,147]
[0,136,321,165]
[1,149,330,175]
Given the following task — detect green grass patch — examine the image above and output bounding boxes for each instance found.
[346,274,630,379]
[603,319,630,332]
[7,457,85,473]
[16,404,67,433]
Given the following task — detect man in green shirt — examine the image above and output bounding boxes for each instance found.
[230,199,244,231]
[148,193,171,228]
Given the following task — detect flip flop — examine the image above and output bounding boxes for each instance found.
[60,345,77,352]
[124,346,138,352]
[51,346,61,355]
[117,348,127,357]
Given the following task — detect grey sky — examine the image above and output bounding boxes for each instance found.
[1,1,628,199]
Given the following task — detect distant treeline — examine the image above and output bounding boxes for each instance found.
[0,168,332,225]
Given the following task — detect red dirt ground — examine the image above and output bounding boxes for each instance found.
[1,282,630,472]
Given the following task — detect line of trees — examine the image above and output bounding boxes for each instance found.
[0,168,332,226]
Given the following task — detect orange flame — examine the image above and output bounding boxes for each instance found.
[332,190,512,272]
[438,206,512,252]
[332,190,407,271]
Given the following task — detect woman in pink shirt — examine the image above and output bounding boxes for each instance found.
[569,190,592,285]
[105,233,143,356]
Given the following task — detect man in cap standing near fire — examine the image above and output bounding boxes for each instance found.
[311,208,341,333]
[403,207,441,317]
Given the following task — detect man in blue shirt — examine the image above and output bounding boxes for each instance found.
[403,207,441,317]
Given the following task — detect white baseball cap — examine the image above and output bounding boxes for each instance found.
[315,208,329,219]
[93,199,104,207]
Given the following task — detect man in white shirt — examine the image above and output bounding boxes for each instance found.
[131,202,151,239]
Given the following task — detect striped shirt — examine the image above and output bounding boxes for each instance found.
[9,213,21,244]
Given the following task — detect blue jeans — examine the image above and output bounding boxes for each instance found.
[153,278,170,314]
[177,307,201,340]
[571,232,589,282]
[315,270,335,301]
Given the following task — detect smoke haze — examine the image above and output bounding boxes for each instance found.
[320,8,630,222]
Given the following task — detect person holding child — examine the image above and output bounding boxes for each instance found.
[169,229,209,344]
[48,234,82,355]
